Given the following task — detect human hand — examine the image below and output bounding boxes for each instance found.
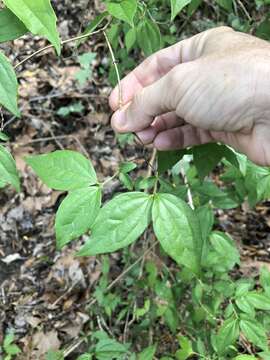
[110,27,270,166]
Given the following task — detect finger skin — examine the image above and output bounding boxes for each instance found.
[109,26,233,111]
[137,112,184,144]
[111,62,196,133]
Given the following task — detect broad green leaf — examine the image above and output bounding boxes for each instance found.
[26,150,97,191]
[125,27,137,52]
[0,145,20,191]
[215,317,239,355]
[260,266,270,294]
[157,150,188,174]
[207,232,240,271]
[176,336,193,360]
[152,193,202,274]
[234,356,257,360]
[171,0,192,21]
[240,319,268,350]
[0,8,27,42]
[55,186,101,249]
[78,192,152,256]
[187,0,202,16]
[245,292,270,311]
[3,0,61,54]
[137,19,161,56]
[0,52,19,116]
[256,18,270,41]
[95,338,129,358]
[138,344,157,360]
[216,0,233,12]
[78,11,109,45]
[235,297,255,317]
[193,143,225,180]
[107,0,137,26]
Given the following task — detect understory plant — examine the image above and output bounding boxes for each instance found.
[1,0,270,358]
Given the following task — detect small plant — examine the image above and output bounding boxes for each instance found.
[0,331,21,360]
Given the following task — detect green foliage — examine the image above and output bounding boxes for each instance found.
[2,330,21,360]
[0,8,27,42]
[2,0,61,53]
[78,192,153,256]
[0,52,19,116]
[152,193,202,274]
[0,144,20,191]
[171,0,192,21]
[55,186,101,249]
[26,150,97,191]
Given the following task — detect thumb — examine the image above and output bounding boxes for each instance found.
[111,62,197,133]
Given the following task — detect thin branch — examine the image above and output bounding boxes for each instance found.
[103,30,123,108]
[14,22,110,70]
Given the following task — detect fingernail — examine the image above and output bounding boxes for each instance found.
[112,103,131,131]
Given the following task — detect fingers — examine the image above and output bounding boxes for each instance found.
[111,62,196,133]
[109,36,198,111]
[153,124,215,150]
[109,27,234,111]
[137,112,184,144]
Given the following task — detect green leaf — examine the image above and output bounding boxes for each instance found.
[215,317,239,355]
[5,344,21,355]
[45,350,64,360]
[157,150,187,174]
[137,19,161,56]
[119,161,137,174]
[187,0,202,16]
[78,192,153,256]
[234,356,257,360]
[125,27,136,52]
[107,0,137,26]
[0,131,9,142]
[3,331,15,348]
[0,8,27,42]
[119,173,133,190]
[245,292,270,311]
[26,150,97,191]
[215,0,233,12]
[256,18,270,41]
[0,52,19,116]
[2,0,61,54]
[95,338,129,359]
[193,143,225,180]
[152,193,202,274]
[0,145,20,191]
[138,344,157,360]
[171,0,192,21]
[260,266,270,295]
[78,11,109,45]
[207,232,240,271]
[176,336,193,360]
[56,186,101,249]
[240,319,268,350]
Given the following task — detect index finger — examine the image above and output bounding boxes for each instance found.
[109,40,189,111]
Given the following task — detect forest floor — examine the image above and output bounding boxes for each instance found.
[1,1,270,359]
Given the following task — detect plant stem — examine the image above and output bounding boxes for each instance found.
[14,21,110,70]
[103,30,123,108]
